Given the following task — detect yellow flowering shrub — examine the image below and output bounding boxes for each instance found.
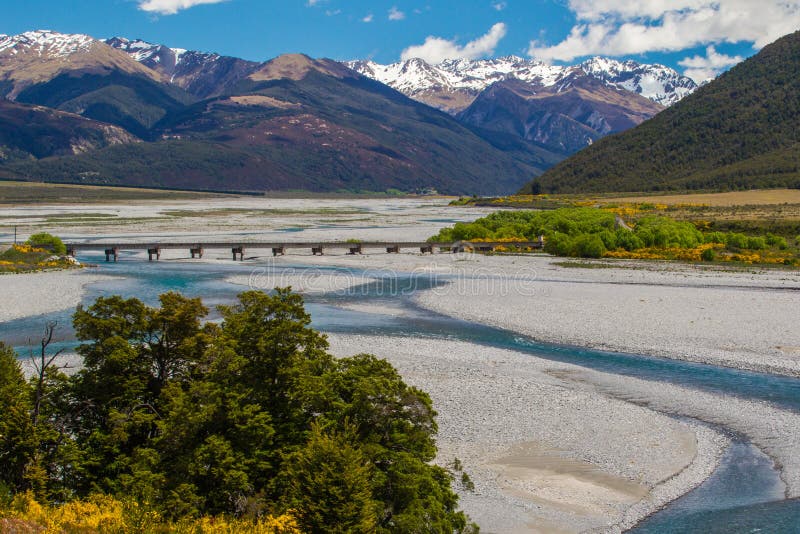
[0,493,301,534]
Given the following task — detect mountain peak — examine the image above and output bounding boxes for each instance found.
[250,53,355,82]
[0,30,97,58]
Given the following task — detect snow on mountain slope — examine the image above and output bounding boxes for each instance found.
[105,37,260,98]
[105,37,197,75]
[0,30,160,99]
[0,30,96,58]
[347,56,697,112]
[578,57,697,106]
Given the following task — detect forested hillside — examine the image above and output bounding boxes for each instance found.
[523,30,800,194]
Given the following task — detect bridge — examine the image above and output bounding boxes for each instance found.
[63,240,544,262]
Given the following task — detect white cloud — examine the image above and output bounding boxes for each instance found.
[362,13,374,23]
[138,0,227,15]
[388,6,405,21]
[325,8,341,16]
[679,45,743,82]
[492,2,507,11]
[401,22,508,63]
[529,0,800,62]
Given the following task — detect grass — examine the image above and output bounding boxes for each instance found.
[0,181,224,205]
[163,208,367,218]
[599,189,800,207]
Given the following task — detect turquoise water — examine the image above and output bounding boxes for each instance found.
[632,442,799,533]
[3,254,800,532]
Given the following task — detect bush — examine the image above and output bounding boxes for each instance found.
[573,234,607,258]
[701,248,716,261]
[725,233,750,249]
[762,234,788,249]
[25,233,66,255]
[746,237,767,250]
[704,232,727,244]
[544,232,574,256]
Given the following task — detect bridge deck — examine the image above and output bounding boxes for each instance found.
[63,240,543,261]
[65,240,543,251]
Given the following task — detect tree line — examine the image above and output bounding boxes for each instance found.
[0,289,475,533]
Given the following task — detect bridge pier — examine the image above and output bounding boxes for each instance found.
[148,247,161,261]
[232,247,244,261]
[104,248,118,262]
[190,247,204,259]
[386,245,400,254]
[272,246,285,257]
[312,246,324,256]
[419,245,433,254]
[348,244,363,255]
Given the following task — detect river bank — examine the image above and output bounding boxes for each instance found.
[327,334,728,533]
[2,252,797,532]
[0,270,117,322]
[268,251,800,377]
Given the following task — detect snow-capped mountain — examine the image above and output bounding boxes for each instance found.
[104,37,189,74]
[578,57,697,106]
[105,37,260,98]
[0,30,96,58]
[0,30,158,100]
[347,56,698,113]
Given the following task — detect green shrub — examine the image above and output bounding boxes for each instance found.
[573,234,607,258]
[746,237,767,250]
[725,233,750,249]
[701,248,716,261]
[615,230,645,251]
[544,232,574,256]
[762,234,788,249]
[598,230,617,250]
[25,233,66,255]
[704,232,727,244]
[634,217,703,248]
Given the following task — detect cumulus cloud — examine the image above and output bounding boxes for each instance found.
[388,6,405,20]
[492,1,507,11]
[138,0,227,15]
[529,0,800,61]
[362,13,374,23]
[401,22,508,63]
[679,45,743,82]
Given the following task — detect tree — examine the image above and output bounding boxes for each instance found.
[0,343,34,492]
[1,289,473,531]
[283,423,379,533]
[25,233,66,255]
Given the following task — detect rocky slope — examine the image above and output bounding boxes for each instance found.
[105,37,260,98]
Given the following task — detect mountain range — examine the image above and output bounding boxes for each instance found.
[0,29,717,194]
[347,56,697,113]
[523,29,800,194]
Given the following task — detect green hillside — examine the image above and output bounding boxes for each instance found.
[16,71,196,139]
[523,30,800,194]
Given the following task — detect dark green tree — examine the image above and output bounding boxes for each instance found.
[283,423,379,533]
[0,343,34,492]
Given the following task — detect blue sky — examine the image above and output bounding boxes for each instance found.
[3,1,799,81]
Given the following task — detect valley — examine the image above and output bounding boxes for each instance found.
[2,8,800,533]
